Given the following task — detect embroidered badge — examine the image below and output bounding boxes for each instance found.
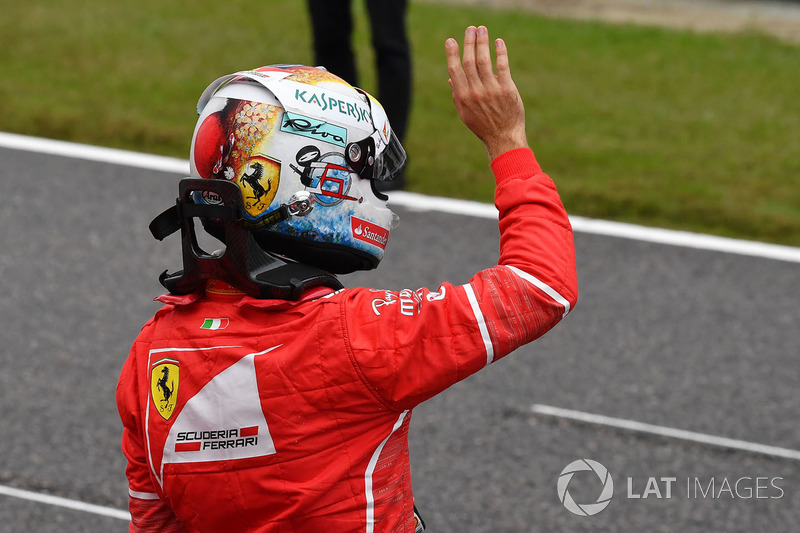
[151,358,180,421]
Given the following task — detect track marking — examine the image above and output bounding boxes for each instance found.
[0,131,187,174]
[385,192,800,264]
[0,484,130,521]
[565,216,800,264]
[532,404,800,462]
[2,131,799,263]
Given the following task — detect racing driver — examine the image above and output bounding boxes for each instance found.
[117,25,578,532]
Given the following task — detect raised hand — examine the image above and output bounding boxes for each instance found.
[445,26,528,160]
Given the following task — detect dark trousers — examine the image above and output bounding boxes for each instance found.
[307,0,411,142]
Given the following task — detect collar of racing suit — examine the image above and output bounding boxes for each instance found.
[154,280,339,309]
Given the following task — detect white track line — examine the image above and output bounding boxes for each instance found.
[532,404,800,462]
[566,216,800,263]
[2,131,800,263]
[0,131,187,174]
[0,484,130,521]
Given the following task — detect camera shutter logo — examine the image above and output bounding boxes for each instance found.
[557,459,614,516]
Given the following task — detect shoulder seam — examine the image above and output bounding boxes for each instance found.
[338,292,403,412]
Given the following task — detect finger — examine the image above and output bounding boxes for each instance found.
[461,26,480,86]
[474,26,496,84]
[494,38,513,85]
[445,37,467,92]
[448,78,463,113]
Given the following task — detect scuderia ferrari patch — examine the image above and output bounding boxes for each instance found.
[151,358,180,420]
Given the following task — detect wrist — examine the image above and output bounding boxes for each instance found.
[484,129,528,160]
[490,147,540,186]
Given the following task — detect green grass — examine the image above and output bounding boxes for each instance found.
[2,0,799,245]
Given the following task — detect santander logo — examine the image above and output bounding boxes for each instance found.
[351,216,389,249]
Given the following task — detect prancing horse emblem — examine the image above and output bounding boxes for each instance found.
[241,162,270,202]
[151,359,180,421]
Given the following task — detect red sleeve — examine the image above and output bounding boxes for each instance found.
[117,336,188,533]
[126,497,188,533]
[343,148,578,411]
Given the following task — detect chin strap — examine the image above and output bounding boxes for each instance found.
[149,178,342,300]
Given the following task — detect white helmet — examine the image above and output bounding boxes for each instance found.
[189,65,405,274]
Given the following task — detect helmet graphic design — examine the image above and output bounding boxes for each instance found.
[190,65,405,274]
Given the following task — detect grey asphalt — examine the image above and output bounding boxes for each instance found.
[1,146,798,532]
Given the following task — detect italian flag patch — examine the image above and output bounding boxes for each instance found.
[201,318,229,330]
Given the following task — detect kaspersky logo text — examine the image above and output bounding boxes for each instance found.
[294,90,371,124]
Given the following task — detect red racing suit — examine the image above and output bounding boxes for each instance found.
[116,147,578,533]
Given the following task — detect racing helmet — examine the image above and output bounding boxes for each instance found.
[189,65,406,274]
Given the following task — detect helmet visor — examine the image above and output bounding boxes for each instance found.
[372,129,407,182]
[352,87,407,182]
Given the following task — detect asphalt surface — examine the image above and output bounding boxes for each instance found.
[1,145,799,532]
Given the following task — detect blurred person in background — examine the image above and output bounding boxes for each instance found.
[307,0,411,191]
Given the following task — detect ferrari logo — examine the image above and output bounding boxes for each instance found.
[151,359,180,421]
[239,156,281,217]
